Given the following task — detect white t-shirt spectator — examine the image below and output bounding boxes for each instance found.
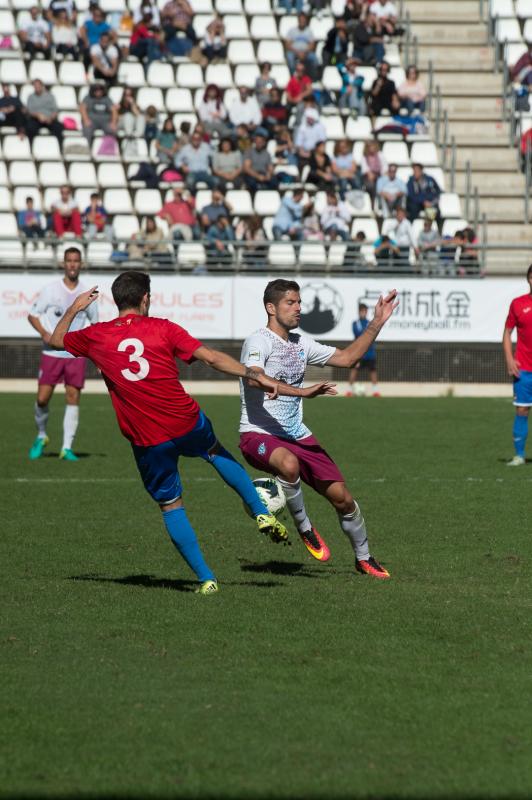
[286,24,314,53]
[22,16,49,45]
[51,195,78,215]
[228,96,261,128]
[387,217,416,247]
[369,1,397,18]
[320,201,351,233]
[294,118,327,152]
[90,42,119,68]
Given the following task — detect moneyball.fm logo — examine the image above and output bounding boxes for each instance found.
[299,282,343,335]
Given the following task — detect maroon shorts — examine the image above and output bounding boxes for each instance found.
[38,353,87,389]
[239,431,344,491]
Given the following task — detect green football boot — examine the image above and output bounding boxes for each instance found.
[29,436,49,460]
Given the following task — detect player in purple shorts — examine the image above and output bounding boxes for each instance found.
[239,279,398,580]
[27,247,98,461]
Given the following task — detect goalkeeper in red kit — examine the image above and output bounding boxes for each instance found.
[49,271,335,595]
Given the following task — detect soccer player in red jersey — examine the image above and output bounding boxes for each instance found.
[48,271,334,594]
[503,264,532,466]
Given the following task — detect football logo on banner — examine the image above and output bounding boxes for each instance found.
[298,282,344,335]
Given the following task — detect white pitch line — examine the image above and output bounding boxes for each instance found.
[3,476,531,485]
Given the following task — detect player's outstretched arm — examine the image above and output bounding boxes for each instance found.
[326,290,398,369]
[502,327,520,378]
[48,287,99,350]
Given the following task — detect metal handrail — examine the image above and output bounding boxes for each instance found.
[464,160,472,220]
[525,137,531,224]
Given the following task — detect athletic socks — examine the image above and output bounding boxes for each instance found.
[62,405,79,451]
[338,503,370,561]
[513,414,528,458]
[209,446,268,517]
[277,478,312,533]
[162,507,215,582]
[34,402,49,439]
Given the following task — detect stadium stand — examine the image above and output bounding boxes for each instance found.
[0,0,489,274]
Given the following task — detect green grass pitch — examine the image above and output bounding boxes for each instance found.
[1,393,532,799]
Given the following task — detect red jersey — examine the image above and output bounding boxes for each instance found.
[286,75,312,102]
[505,292,532,372]
[64,314,202,446]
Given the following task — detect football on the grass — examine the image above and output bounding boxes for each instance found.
[245,477,286,517]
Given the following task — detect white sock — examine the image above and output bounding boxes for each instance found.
[277,478,312,533]
[62,405,79,451]
[34,402,49,439]
[372,384,380,394]
[338,503,370,561]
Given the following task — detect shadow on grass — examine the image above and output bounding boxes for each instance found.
[69,573,284,591]
[239,559,331,579]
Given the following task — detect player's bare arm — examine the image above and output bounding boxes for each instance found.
[327,290,398,368]
[244,365,337,398]
[48,287,99,350]
[502,327,521,378]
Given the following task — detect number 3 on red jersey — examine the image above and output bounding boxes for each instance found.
[118,337,150,381]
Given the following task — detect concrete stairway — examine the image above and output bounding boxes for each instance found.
[405,0,532,274]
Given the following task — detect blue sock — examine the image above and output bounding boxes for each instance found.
[513,415,528,458]
[162,507,215,582]
[209,446,268,517]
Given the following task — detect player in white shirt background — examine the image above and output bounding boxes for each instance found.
[27,247,98,461]
[239,279,397,580]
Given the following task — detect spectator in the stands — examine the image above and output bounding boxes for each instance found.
[134,0,161,26]
[228,86,262,132]
[130,12,165,65]
[47,0,77,22]
[398,65,426,114]
[155,116,179,164]
[418,217,440,272]
[51,185,82,238]
[117,88,145,140]
[91,31,120,85]
[286,61,314,117]
[385,206,417,266]
[322,18,349,67]
[294,107,327,167]
[236,123,252,152]
[352,13,384,65]
[79,6,114,70]
[284,13,319,79]
[206,215,235,268]
[161,0,196,45]
[277,0,304,14]
[406,163,441,221]
[80,82,117,144]
[236,215,267,268]
[51,8,79,57]
[26,80,63,145]
[369,0,398,36]
[340,0,365,27]
[302,201,324,241]
[198,84,230,138]
[83,192,112,240]
[332,138,363,197]
[510,41,532,87]
[202,15,227,62]
[0,84,26,136]
[273,124,298,165]
[272,189,306,240]
[243,129,277,193]
[262,88,289,133]
[376,162,406,216]
[338,58,367,115]
[255,63,278,107]
[320,192,351,241]
[128,216,171,265]
[17,197,45,240]
[144,104,159,149]
[200,188,233,230]
[307,141,335,191]
[175,129,214,190]
[158,187,200,241]
[374,234,400,267]
[212,136,244,189]
[19,6,52,59]
[368,61,400,117]
[361,140,387,198]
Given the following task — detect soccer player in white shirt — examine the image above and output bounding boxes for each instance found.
[239,279,397,579]
[27,247,98,461]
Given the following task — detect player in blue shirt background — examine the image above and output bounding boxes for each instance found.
[346,303,380,397]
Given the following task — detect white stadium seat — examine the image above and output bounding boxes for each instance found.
[178,243,206,267]
[87,241,114,265]
[166,88,194,113]
[134,189,162,215]
[33,136,62,161]
[268,243,296,266]
[118,62,146,88]
[256,40,285,63]
[58,61,87,86]
[490,0,516,16]
[496,17,522,43]
[177,63,205,89]
[323,115,344,140]
[97,163,127,188]
[216,0,243,11]
[38,161,68,187]
[0,59,27,85]
[515,0,532,16]
[136,87,165,110]
[51,85,78,110]
[0,187,12,212]
[254,190,281,216]
[9,161,38,186]
[113,214,140,238]
[223,14,250,38]
[226,189,253,215]
[410,141,440,166]
[382,141,410,166]
[228,40,257,64]
[442,218,469,237]
[147,62,175,88]
[300,242,327,265]
[244,0,271,12]
[278,15,298,38]
[234,64,261,86]
[250,15,278,39]
[104,189,134,214]
[345,116,373,141]
[205,63,234,88]
[3,135,31,160]
[28,60,58,85]
[13,187,42,210]
[351,217,379,241]
[192,14,214,38]
[439,193,463,219]
[322,66,343,92]
[0,212,19,236]
[68,162,98,187]
[0,10,15,33]
[328,243,347,267]
[189,0,214,11]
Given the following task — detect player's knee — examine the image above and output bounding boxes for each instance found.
[332,488,355,515]
[277,454,299,482]
[516,406,530,417]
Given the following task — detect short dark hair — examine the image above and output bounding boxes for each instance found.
[527,264,532,280]
[358,302,368,311]
[263,279,300,308]
[64,246,81,260]
[112,271,151,311]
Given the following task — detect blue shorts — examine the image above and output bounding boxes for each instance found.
[131,411,217,505]
[513,370,532,407]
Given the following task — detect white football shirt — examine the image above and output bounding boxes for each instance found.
[239,327,335,440]
[30,279,99,359]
